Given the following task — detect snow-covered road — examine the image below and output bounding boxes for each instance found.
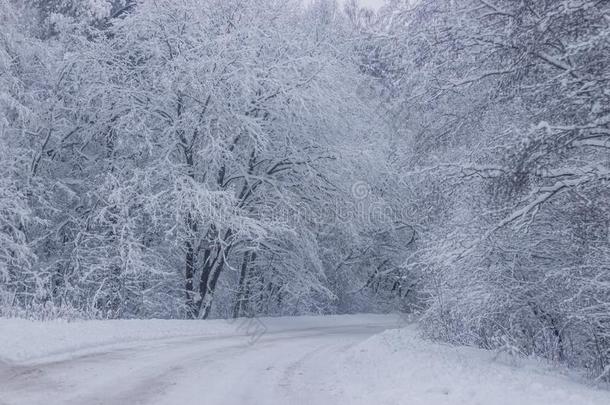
[0,316,396,405]
[1,315,609,405]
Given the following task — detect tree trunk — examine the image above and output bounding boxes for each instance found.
[184,237,196,318]
[233,250,254,318]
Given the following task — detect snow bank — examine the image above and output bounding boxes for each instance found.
[338,326,610,405]
[0,314,398,365]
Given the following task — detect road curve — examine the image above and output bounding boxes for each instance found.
[0,318,399,405]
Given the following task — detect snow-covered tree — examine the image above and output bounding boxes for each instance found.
[359,0,610,378]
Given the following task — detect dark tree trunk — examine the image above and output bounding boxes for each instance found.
[184,232,196,318]
[233,250,254,318]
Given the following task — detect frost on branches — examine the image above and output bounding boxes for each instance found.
[359,0,610,379]
[0,0,608,382]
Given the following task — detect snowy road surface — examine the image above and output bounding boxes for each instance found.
[1,315,396,405]
[1,315,609,405]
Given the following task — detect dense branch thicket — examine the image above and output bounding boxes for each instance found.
[0,0,608,380]
[354,0,610,379]
[1,0,405,320]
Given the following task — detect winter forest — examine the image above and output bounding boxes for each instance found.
[1,0,609,385]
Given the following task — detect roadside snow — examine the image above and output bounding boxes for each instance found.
[338,326,610,405]
[0,314,398,365]
[1,315,608,405]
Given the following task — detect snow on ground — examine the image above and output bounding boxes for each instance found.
[0,314,608,405]
[337,326,610,405]
[0,313,396,365]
